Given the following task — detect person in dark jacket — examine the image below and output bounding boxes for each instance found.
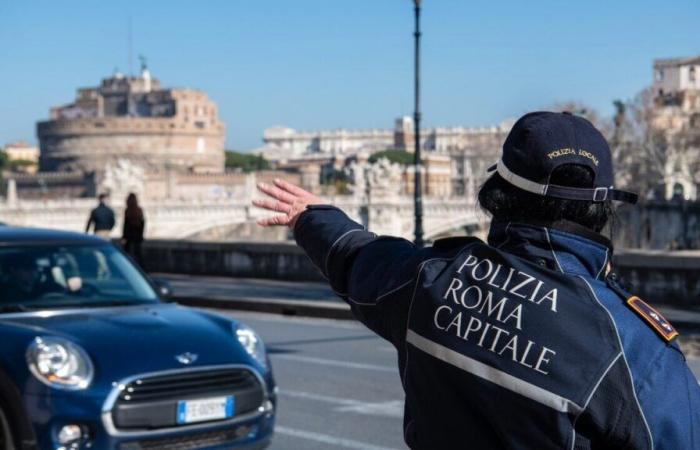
[121,192,145,267]
[253,111,700,449]
[85,193,115,238]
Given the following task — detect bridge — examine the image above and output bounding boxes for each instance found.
[0,195,485,242]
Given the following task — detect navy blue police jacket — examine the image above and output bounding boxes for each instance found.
[294,205,700,450]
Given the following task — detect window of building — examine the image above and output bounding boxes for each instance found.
[656,69,664,81]
[690,66,697,83]
[673,183,685,199]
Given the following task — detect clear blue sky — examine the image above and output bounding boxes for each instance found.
[1,0,698,150]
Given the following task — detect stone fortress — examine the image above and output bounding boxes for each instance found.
[12,64,261,203]
[37,62,225,174]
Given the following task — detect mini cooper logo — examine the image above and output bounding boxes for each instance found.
[175,352,198,365]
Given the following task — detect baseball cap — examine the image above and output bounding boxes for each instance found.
[487,111,638,204]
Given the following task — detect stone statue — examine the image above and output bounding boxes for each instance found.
[344,161,368,199]
[365,158,403,199]
[100,159,145,201]
[344,157,403,201]
[138,54,148,72]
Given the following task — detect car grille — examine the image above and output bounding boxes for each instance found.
[118,424,257,450]
[112,367,265,429]
[118,368,259,402]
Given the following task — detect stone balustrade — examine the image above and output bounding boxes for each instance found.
[141,239,700,307]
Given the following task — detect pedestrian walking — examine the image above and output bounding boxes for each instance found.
[85,193,115,239]
[254,111,700,449]
[121,192,145,267]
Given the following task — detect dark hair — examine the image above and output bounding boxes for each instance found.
[126,192,139,209]
[478,164,614,233]
[98,193,108,201]
[125,193,144,223]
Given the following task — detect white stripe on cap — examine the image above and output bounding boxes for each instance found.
[496,159,550,196]
[406,329,582,414]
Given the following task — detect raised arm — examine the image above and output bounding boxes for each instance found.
[254,179,425,342]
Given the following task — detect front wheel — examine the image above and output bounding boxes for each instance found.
[0,406,16,450]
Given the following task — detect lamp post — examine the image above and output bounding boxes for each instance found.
[412,0,424,248]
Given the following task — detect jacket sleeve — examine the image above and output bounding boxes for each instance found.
[636,345,700,450]
[294,205,429,343]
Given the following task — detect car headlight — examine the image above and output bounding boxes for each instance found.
[234,323,267,368]
[26,337,94,390]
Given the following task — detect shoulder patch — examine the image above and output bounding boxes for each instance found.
[626,296,679,342]
[432,236,480,251]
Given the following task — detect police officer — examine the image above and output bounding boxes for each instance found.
[254,111,700,449]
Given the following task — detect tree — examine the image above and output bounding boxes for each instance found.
[549,101,603,127]
[549,99,666,200]
[609,89,681,200]
[368,149,413,165]
[320,168,351,195]
[0,150,8,169]
[225,151,270,172]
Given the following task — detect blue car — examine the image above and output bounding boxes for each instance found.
[0,228,276,449]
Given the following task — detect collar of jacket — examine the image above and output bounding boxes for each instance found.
[486,219,612,280]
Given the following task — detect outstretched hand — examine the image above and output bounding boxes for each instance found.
[253,179,322,228]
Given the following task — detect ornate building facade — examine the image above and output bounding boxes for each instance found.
[651,55,700,200]
[255,116,512,197]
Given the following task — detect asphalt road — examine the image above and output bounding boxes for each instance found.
[160,274,336,304]
[214,309,409,450]
[206,308,700,450]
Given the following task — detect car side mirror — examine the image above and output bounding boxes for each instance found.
[152,278,173,300]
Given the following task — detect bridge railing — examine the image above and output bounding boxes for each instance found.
[142,239,700,307]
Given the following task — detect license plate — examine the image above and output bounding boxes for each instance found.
[176,396,234,425]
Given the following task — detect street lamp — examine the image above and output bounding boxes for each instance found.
[412,0,424,248]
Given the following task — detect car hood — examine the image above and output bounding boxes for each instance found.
[0,303,258,391]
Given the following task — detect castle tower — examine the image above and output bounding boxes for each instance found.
[37,70,225,174]
[393,116,415,152]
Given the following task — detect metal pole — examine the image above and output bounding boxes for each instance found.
[413,0,424,248]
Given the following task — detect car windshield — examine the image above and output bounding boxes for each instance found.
[0,244,158,310]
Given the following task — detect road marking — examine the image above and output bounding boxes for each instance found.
[271,354,396,372]
[275,426,401,450]
[279,389,403,418]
